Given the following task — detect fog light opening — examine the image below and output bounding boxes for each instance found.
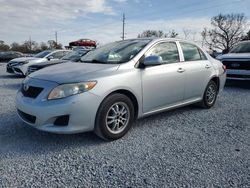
[54,115,69,126]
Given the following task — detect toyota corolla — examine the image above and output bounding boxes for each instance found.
[16,38,226,140]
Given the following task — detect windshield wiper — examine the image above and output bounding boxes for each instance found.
[81,59,107,64]
[91,59,107,64]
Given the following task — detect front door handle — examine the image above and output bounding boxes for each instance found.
[205,64,211,69]
[177,68,185,73]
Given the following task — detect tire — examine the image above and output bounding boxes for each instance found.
[198,80,218,109]
[94,93,135,140]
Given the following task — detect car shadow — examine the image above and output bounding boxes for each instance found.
[1,83,21,90]
[0,112,105,158]
[0,105,201,158]
[225,80,250,89]
[0,74,24,79]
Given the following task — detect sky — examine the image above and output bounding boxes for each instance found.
[0,0,250,46]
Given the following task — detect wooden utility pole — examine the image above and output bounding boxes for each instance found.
[55,31,58,46]
[122,13,125,40]
[29,36,32,51]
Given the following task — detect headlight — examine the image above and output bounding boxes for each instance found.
[17,61,28,65]
[48,81,97,100]
[22,61,29,64]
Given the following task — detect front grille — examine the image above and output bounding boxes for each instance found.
[227,74,250,79]
[21,84,43,98]
[13,67,23,74]
[6,66,14,73]
[222,60,250,70]
[18,109,36,124]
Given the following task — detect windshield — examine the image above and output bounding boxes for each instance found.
[34,50,52,58]
[230,42,250,53]
[80,39,151,64]
[62,50,88,61]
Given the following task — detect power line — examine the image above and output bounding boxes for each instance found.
[30,0,243,42]
[62,0,238,36]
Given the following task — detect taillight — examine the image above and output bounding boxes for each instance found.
[222,65,226,73]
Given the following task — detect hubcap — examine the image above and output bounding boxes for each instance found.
[206,84,216,105]
[105,102,130,134]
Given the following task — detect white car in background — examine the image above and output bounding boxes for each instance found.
[7,50,71,76]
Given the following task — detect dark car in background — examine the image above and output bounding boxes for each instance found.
[69,39,96,48]
[217,40,250,80]
[27,50,90,75]
[0,51,25,62]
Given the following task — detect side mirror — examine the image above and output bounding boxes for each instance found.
[143,55,163,66]
[47,56,54,61]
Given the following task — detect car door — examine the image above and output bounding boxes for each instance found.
[141,41,185,113]
[179,42,213,100]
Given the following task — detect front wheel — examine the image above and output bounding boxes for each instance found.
[94,93,135,140]
[198,80,218,109]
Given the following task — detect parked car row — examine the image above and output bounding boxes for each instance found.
[7,50,71,76]
[26,50,90,75]
[14,38,227,140]
[0,51,26,62]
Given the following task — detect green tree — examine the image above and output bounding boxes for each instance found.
[137,30,165,38]
[137,30,178,38]
[165,30,178,38]
[0,40,10,51]
[48,40,63,49]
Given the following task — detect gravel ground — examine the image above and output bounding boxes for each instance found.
[0,63,250,187]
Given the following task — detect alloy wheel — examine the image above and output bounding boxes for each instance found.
[105,102,130,134]
[206,84,216,105]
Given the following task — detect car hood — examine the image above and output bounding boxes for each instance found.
[10,57,41,62]
[29,62,120,84]
[217,53,250,60]
[31,60,67,68]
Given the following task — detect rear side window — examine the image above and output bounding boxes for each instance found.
[180,42,206,61]
[146,42,180,64]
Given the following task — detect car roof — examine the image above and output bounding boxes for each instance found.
[50,49,71,52]
[237,40,250,44]
[121,37,194,43]
[119,38,201,47]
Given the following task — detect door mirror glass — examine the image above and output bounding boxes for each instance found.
[143,55,163,66]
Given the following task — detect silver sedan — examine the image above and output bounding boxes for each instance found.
[16,38,226,140]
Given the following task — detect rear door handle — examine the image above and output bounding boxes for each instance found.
[177,68,185,73]
[205,64,211,69]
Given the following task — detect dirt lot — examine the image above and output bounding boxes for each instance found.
[0,63,249,187]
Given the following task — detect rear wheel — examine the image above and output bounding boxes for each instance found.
[198,80,218,108]
[94,93,135,140]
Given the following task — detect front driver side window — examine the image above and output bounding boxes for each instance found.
[145,42,180,64]
[51,51,65,59]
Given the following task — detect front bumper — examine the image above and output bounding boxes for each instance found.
[15,79,102,134]
[12,65,25,76]
[226,69,250,80]
[6,65,14,73]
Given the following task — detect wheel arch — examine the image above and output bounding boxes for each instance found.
[210,76,220,92]
[99,89,139,119]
